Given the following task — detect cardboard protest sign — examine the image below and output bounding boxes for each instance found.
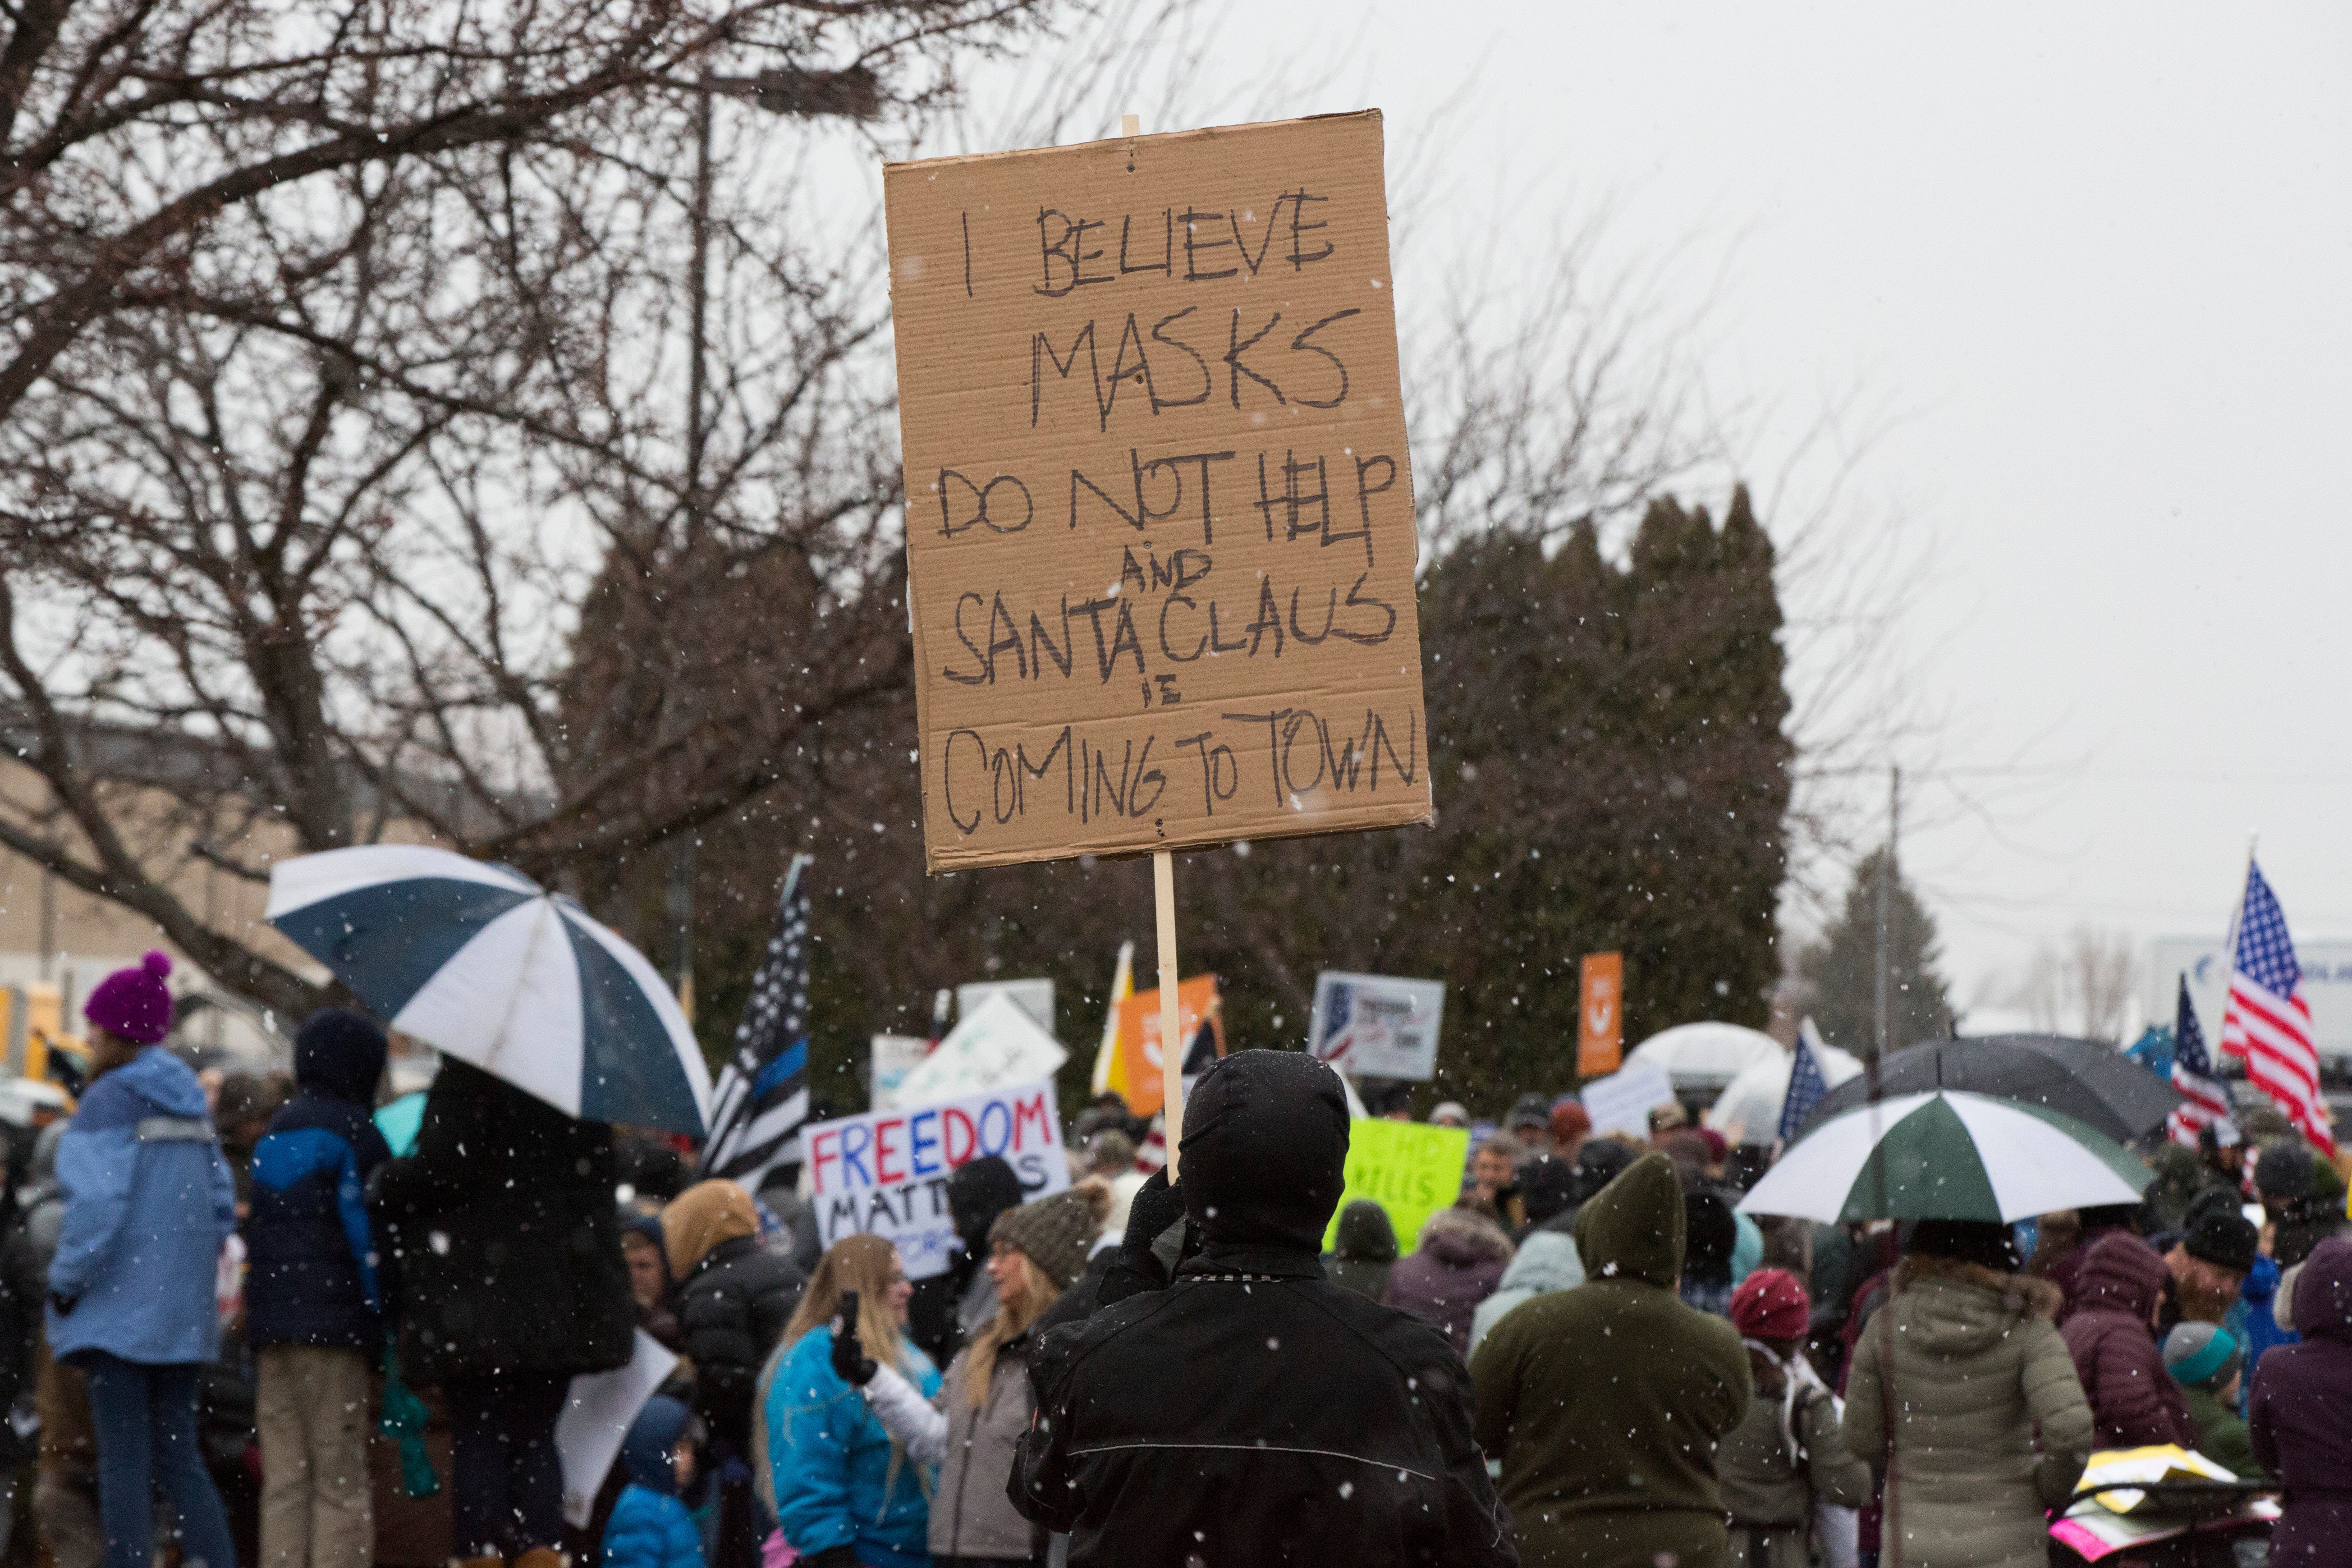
[804,1080,1068,1279]
[1320,1118,1469,1257]
[885,112,1430,871]
[1308,971,1445,1081]
[1114,973,1222,1116]
[1580,1059,1677,1138]
[891,991,1067,1106]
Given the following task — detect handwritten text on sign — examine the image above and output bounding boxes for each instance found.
[885,113,1430,870]
[804,1081,1068,1280]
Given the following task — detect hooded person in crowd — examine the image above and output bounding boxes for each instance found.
[665,1179,802,1568]
[1323,1198,1400,1301]
[1716,1271,1869,1568]
[2248,1235,2352,1567]
[844,1184,1108,1566]
[2159,1323,2258,1478]
[1011,1050,1515,1568]
[1381,1206,1513,1358]
[601,1395,703,1568]
[906,1155,1023,1368]
[666,1179,805,1453]
[1467,1219,1584,1362]
[2059,1231,2196,1449]
[2040,1202,2143,1310]
[1842,1220,2092,1568]
[765,1236,937,1568]
[1533,1136,1640,1242]
[245,1009,392,1568]
[373,1058,634,1568]
[1471,1151,1749,1568]
[46,953,243,1568]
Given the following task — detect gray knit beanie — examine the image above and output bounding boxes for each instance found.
[990,1187,1104,1290]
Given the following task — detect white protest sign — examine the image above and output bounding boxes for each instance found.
[870,1034,930,1110]
[957,978,1056,1033]
[892,991,1067,1106]
[1308,972,1446,1081]
[557,1330,678,1527]
[804,1079,1068,1279]
[1580,1059,1678,1138]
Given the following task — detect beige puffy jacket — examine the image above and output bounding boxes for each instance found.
[1842,1255,2093,1568]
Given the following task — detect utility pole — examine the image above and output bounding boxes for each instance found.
[685,84,715,550]
[1873,764,1901,1060]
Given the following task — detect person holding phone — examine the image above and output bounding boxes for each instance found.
[762,1238,935,1568]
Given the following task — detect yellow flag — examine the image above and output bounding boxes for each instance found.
[1091,940,1135,1100]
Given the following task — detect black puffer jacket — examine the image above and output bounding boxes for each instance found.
[1011,1050,1517,1568]
[678,1235,803,1449]
[373,1059,633,1385]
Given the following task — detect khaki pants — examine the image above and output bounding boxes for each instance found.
[256,1346,373,1568]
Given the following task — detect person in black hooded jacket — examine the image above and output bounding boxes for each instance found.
[247,1008,393,1568]
[1009,1050,1517,1568]
[374,1057,633,1568]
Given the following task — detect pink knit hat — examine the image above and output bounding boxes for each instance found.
[84,951,174,1045]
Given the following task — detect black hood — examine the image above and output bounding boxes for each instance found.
[294,1008,388,1106]
[949,1155,1024,1247]
[1179,1050,1349,1253]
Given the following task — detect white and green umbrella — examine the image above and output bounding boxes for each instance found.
[1736,1089,2151,1224]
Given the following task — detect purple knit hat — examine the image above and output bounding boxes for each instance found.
[84,951,174,1045]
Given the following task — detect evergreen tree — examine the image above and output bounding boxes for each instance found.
[617,485,1798,1119]
[1797,846,1954,1058]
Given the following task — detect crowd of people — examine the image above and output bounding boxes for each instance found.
[0,952,2345,1568]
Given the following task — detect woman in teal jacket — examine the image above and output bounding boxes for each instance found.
[764,1236,937,1568]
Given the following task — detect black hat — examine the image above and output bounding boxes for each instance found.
[2183,1203,2260,1275]
[1905,1218,2018,1273]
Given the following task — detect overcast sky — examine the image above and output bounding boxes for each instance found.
[1177,2,2352,1006]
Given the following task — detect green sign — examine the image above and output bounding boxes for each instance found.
[1321,1119,1471,1256]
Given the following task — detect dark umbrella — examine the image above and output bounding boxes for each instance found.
[1796,1034,2181,1144]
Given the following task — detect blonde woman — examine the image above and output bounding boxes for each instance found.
[841,1186,1108,1568]
[763,1236,936,1568]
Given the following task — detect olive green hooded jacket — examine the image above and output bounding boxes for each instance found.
[1471,1153,1751,1568]
[1842,1254,2092,1568]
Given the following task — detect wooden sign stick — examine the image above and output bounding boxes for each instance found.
[1125,110,1190,1181]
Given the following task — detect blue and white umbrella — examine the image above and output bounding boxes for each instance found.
[266,846,711,1134]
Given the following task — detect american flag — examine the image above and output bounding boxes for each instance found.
[698,855,813,1191]
[2219,859,2336,1156]
[1779,1021,1830,1143]
[2168,972,2237,1147]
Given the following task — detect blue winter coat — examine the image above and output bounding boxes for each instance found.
[46,1048,237,1366]
[246,1027,391,1353]
[605,1396,704,1568]
[766,1327,938,1568]
[2227,1255,2298,1412]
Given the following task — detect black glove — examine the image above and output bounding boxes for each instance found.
[1100,1168,1187,1307]
[46,1292,74,1318]
[802,1549,857,1568]
[829,1290,876,1387]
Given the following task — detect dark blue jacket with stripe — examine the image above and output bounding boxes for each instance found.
[245,1026,391,1353]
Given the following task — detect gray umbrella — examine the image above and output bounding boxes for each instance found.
[1795,1033,2182,1145]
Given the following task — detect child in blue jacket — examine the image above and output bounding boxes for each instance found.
[246,1008,392,1568]
[605,1397,705,1568]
